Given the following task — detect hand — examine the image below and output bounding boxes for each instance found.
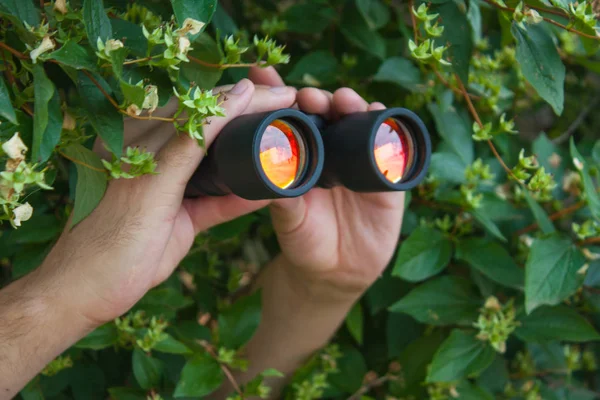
[35,79,298,327]
[249,67,405,300]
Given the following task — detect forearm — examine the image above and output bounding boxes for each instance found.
[234,254,359,396]
[0,267,92,397]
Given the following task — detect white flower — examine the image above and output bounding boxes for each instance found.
[178,36,191,56]
[2,132,28,160]
[126,104,142,116]
[13,202,33,227]
[54,0,68,14]
[573,157,584,171]
[142,85,159,114]
[177,18,205,36]
[30,35,56,63]
[62,111,76,130]
[526,9,543,24]
[104,39,124,57]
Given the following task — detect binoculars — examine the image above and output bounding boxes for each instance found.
[184,108,431,200]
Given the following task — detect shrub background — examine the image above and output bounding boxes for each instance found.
[1,0,600,399]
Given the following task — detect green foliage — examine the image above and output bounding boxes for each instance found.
[0,0,599,399]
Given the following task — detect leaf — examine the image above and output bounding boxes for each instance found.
[456,238,524,289]
[356,0,390,30]
[83,0,113,48]
[428,103,474,164]
[132,349,163,390]
[174,352,223,398]
[48,41,98,71]
[0,0,39,27]
[523,189,556,234]
[286,50,339,87]
[120,81,145,108]
[434,1,473,85]
[107,387,147,400]
[340,3,386,60]
[153,334,192,354]
[62,144,108,227]
[181,34,223,90]
[38,92,63,163]
[430,151,468,184]
[75,323,117,350]
[392,226,453,282]
[171,0,216,29]
[0,76,17,124]
[373,57,422,92]
[218,291,262,349]
[283,3,335,34]
[345,302,364,344]
[31,64,55,163]
[110,18,148,57]
[512,23,565,115]
[525,234,586,314]
[211,3,238,35]
[570,138,600,219]
[471,209,508,242]
[516,305,600,342]
[389,276,480,325]
[427,330,495,383]
[456,381,494,400]
[329,347,368,393]
[77,72,124,157]
[387,312,424,358]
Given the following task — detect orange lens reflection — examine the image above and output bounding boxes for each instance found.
[374,118,413,183]
[259,119,305,189]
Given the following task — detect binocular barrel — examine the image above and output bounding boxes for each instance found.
[184,107,431,200]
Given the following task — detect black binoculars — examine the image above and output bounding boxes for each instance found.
[184,108,431,200]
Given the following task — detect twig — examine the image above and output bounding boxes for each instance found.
[347,374,396,400]
[81,70,121,109]
[509,369,570,379]
[516,200,586,235]
[432,66,480,99]
[198,341,243,397]
[408,0,419,42]
[100,55,161,68]
[59,150,107,173]
[580,237,600,246]
[553,96,600,144]
[0,41,28,60]
[188,56,259,69]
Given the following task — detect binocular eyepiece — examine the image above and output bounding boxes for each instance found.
[184,107,431,200]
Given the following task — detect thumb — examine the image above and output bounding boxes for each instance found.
[269,196,308,236]
[151,79,255,196]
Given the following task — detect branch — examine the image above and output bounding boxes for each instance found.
[0,41,27,60]
[553,96,600,144]
[188,56,260,69]
[347,374,397,400]
[59,150,107,173]
[516,200,585,236]
[198,341,243,397]
[580,237,600,246]
[408,0,419,42]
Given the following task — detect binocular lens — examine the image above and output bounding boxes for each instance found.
[259,119,307,189]
[374,118,415,184]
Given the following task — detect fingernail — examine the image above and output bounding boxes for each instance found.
[229,79,250,95]
[269,86,292,94]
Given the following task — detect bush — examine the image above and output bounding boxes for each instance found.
[1,0,600,399]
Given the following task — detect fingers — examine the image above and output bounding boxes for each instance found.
[297,88,333,118]
[248,66,285,86]
[369,102,386,111]
[332,88,370,116]
[182,195,269,235]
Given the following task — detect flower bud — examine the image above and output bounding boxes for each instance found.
[62,110,76,131]
[178,18,205,36]
[2,132,28,161]
[142,85,159,114]
[104,39,124,57]
[30,35,56,63]
[54,0,68,14]
[13,202,33,227]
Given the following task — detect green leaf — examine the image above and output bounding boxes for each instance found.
[0,76,17,124]
[392,226,453,282]
[261,368,285,378]
[132,349,163,390]
[456,381,494,400]
[356,0,390,30]
[523,189,556,234]
[218,291,262,349]
[83,0,113,48]
[31,64,55,163]
[174,352,223,398]
[120,81,145,108]
[570,138,600,219]
[512,23,565,115]
[171,0,216,29]
[428,103,474,164]
[427,330,495,383]
[75,323,117,350]
[430,151,468,184]
[373,57,421,92]
[77,72,124,157]
[340,3,386,60]
[283,3,335,34]
[48,41,98,71]
[107,387,147,400]
[456,239,524,289]
[286,50,339,87]
[345,302,364,345]
[181,34,223,90]
[525,234,586,314]
[516,305,600,342]
[329,347,368,393]
[110,18,148,57]
[39,91,63,163]
[62,144,108,227]
[0,0,39,27]
[471,209,507,242]
[434,1,473,85]
[389,276,480,325]
[153,334,192,354]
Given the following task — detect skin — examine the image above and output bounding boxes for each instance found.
[0,67,404,399]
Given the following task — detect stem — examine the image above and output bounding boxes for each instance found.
[0,41,27,60]
[347,375,396,400]
[199,341,243,397]
[100,55,161,68]
[58,150,107,173]
[81,70,121,109]
[188,56,260,70]
[515,200,585,236]
[408,0,419,42]
[580,237,600,246]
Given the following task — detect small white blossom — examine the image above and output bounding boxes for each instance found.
[177,18,205,36]
[142,85,159,114]
[178,36,191,56]
[526,9,543,24]
[104,39,124,57]
[2,132,28,160]
[30,35,56,63]
[573,157,584,171]
[54,0,68,14]
[13,202,33,227]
